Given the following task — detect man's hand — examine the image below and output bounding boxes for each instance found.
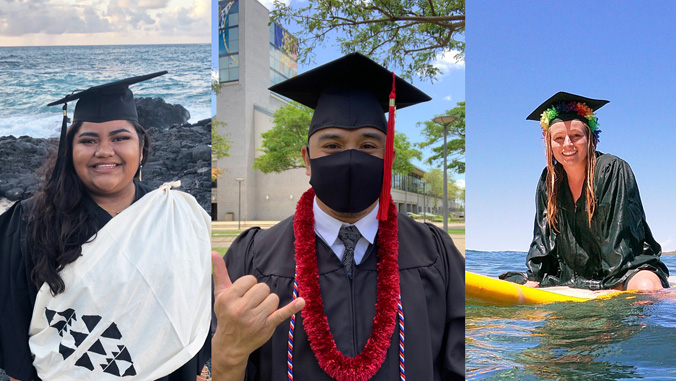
[211,252,305,380]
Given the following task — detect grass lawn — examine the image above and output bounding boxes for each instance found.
[212,230,243,237]
[212,247,227,257]
[448,229,465,235]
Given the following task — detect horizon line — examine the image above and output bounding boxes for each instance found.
[0,42,210,48]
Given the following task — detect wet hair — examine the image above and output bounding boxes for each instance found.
[543,122,597,232]
[27,120,149,295]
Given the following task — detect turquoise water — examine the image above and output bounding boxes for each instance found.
[0,44,210,138]
[466,250,676,380]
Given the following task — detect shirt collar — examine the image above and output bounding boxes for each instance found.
[313,197,379,246]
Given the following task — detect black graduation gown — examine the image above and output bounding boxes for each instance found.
[0,181,211,381]
[526,152,669,289]
[224,213,465,380]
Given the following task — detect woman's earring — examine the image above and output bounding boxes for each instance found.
[139,164,143,182]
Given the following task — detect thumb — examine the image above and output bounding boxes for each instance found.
[212,251,232,297]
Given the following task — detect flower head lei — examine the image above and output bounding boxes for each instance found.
[540,101,602,140]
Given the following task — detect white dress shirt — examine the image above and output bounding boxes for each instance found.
[313,197,379,265]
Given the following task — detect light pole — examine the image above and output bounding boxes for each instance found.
[235,178,245,230]
[433,115,459,233]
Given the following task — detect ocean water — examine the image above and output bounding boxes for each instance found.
[467,250,676,380]
[0,44,211,138]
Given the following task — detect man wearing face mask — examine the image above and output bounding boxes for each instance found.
[212,53,465,381]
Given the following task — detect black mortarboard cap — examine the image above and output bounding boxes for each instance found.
[270,53,431,221]
[46,71,167,186]
[48,71,167,123]
[526,91,609,122]
[268,52,431,136]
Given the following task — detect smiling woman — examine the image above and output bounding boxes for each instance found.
[500,91,669,292]
[71,120,147,212]
[0,73,211,381]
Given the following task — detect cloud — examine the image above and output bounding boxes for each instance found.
[137,0,168,9]
[0,0,208,42]
[443,95,452,101]
[258,0,291,11]
[156,0,209,38]
[106,0,158,29]
[455,179,465,189]
[0,1,116,36]
[433,49,465,73]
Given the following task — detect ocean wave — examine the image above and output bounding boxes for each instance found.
[0,104,211,138]
[0,44,211,135]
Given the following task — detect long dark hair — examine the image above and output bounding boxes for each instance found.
[27,120,150,295]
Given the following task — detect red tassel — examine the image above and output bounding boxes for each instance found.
[378,72,396,221]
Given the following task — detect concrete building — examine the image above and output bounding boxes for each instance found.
[214,0,305,222]
[213,0,463,222]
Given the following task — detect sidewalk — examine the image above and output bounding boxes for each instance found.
[212,220,465,255]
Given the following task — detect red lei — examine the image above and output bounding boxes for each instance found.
[293,188,400,381]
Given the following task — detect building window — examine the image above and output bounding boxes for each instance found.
[219,0,239,83]
[392,172,424,194]
[269,22,298,86]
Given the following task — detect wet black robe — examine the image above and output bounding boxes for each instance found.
[0,181,210,381]
[224,213,465,380]
[526,153,669,289]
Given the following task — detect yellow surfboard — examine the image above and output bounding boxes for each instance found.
[466,271,626,306]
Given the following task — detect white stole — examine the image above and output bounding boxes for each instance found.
[28,182,211,380]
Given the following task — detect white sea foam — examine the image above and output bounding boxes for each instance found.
[0,198,16,215]
[0,113,62,138]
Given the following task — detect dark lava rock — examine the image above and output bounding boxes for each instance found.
[192,145,211,162]
[0,99,211,214]
[5,188,24,201]
[136,97,190,129]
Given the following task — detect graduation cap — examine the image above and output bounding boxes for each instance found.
[527,91,609,135]
[269,52,430,136]
[46,71,167,186]
[269,53,431,220]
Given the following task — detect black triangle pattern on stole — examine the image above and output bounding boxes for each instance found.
[82,314,102,332]
[116,346,133,362]
[52,320,67,336]
[57,308,75,319]
[87,339,106,355]
[122,365,137,376]
[58,343,75,359]
[58,308,76,328]
[45,308,56,324]
[75,353,95,371]
[102,358,121,376]
[102,323,122,339]
[71,330,89,347]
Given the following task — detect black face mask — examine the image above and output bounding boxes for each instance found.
[309,149,384,213]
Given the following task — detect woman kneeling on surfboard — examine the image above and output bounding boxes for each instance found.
[502,92,669,291]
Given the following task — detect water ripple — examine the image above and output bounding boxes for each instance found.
[467,251,676,380]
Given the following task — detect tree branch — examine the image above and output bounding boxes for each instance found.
[305,14,464,27]
[427,0,437,16]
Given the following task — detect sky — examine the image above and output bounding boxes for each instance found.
[466,0,676,252]
[0,0,209,46]
[255,0,466,187]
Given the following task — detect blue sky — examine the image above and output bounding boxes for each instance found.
[466,0,676,251]
[234,0,466,185]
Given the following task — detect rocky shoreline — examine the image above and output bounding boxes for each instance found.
[0,97,211,214]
